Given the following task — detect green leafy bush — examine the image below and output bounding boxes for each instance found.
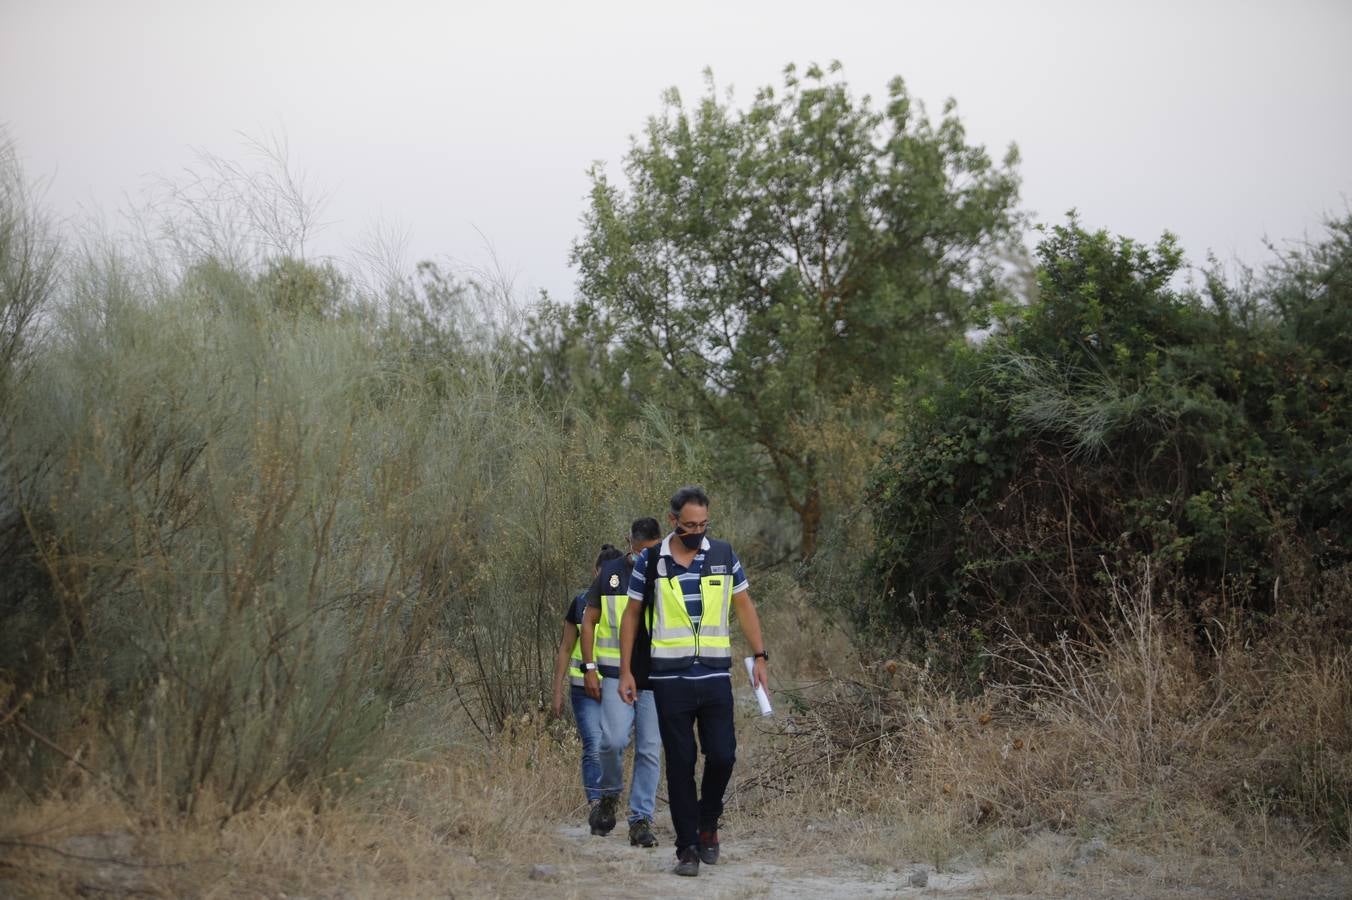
[867,215,1352,646]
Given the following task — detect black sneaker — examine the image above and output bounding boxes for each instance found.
[674,845,700,876]
[588,797,617,836]
[697,829,720,865]
[628,818,657,848]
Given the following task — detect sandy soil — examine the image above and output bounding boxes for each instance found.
[530,823,987,900]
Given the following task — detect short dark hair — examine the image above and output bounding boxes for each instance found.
[630,517,661,542]
[669,485,710,514]
[595,544,624,568]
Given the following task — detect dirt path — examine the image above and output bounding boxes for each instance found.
[535,824,987,899]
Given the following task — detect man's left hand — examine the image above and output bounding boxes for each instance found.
[583,669,601,701]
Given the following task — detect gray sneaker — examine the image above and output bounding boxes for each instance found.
[628,818,657,848]
[674,845,700,876]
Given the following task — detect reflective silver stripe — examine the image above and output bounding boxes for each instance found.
[602,595,623,629]
[651,645,690,658]
[698,645,732,658]
[694,572,732,638]
[596,637,621,649]
[705,570,732,635]
[651,579,692,642]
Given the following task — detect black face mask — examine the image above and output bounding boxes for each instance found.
[676,529,704,550]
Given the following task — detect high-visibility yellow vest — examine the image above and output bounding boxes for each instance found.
[567,592,587,686]
[594,557,631,677]
[649,540,735,672]
[595,593,626,675]
[568,632,586,687]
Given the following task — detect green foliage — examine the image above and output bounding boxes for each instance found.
[868,214,1352,643]
[0,134,59,406]
[572,62,1023,558]
[0,135,61,731]
[0,240,708,814]
[256,255,347,319]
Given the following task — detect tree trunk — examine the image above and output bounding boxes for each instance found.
[799,479,821,561]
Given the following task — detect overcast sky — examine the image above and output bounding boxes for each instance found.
[3,0,1350,301]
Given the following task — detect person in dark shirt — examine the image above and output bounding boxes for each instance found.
[579,516,664,848]
[551,544,625,832]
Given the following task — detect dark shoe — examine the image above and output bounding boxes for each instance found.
[674,845,700,876]
[588,796,617,836]
[628,818,657,848]
[697,829,720,865]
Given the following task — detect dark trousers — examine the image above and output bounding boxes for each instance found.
[650,676,736,851]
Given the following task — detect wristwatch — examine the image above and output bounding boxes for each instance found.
[753,650,770,661]
[583,662,598,672]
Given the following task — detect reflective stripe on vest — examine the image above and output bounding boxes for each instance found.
[650,564,732,670]
[568,633,585,687]
[595,593,625,676]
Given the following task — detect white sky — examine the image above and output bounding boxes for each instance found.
[3,0,1351,301]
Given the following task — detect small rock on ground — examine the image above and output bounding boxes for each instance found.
[528,863,559,881]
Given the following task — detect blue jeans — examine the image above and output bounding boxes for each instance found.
[570,685,604,803]
[651,676,736,851]
[598,676,662,824]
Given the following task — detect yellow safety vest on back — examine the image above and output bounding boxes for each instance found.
[595,592,626,675]
[592,556,632,677]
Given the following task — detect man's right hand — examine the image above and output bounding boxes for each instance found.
[550,691,563,719]
[618,671,637,705]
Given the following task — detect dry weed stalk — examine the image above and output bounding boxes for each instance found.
[0,707,581,897]
[750,564,1352,853]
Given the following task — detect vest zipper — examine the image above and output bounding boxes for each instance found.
[679,575,701,660]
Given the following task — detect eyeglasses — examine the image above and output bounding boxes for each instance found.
[675,519,711,533]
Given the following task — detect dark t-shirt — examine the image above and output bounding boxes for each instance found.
[563,591,588,627]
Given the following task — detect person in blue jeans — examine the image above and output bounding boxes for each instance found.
[551,544,625,831]
[580,517,664,848]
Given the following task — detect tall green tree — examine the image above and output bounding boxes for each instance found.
[572,63,1022,558]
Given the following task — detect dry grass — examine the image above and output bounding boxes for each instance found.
[0,701,587,898]
[730,568,1352,895]
[3,572,1351,898]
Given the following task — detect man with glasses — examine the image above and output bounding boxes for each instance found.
[617,485,770,877]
